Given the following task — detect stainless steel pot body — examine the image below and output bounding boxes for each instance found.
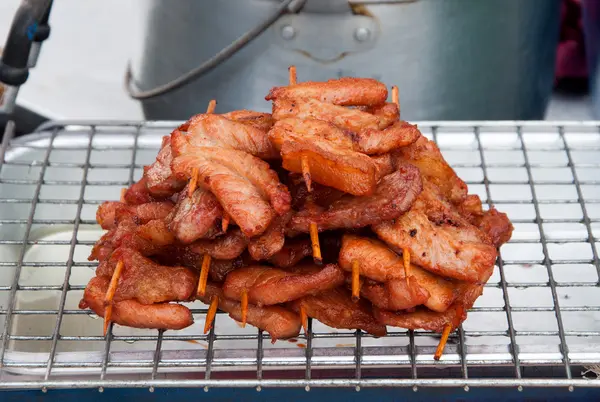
[130,0,561,120]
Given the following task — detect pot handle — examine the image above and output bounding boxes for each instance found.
[125,0,307,100]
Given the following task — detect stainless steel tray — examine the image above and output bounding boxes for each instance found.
[0,120,599,391]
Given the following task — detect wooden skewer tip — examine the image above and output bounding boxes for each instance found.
[222,214,230,233]
[203,295,219,334]
[188,167,199,197]
[392,86,399,106]
[197,254,211,297]
[403,248,411,287]
[309,222,322,265]
[301,155,312,193]
[300,305,309,335]
[240,289,248,328]
[434,323,452,361]
[103,305,112,336]
[351,260,360,302]
[206,99,217,114]
[288,66,297,85]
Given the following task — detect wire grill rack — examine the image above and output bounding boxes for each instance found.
[0,120,599,391]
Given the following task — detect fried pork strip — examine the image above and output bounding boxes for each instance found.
[185,113,278,159]
[80,276,193,330]
[145,135,187,198]
[270,118,377,196]
[373,283,485,332]
[96,200,174,230]
[272,98,398,132]
[394,136,467,205]
[266,77,388,107]
[289,165,422,232]
[187,228,248,260]
[338,234,458,312]
[267,239,313,268]
[223,264,345,306]
[373,189,497,283]
[167,184,223,244]
[359,279,430,311]
[289,288,387,337]
[96,248,196,304]
[199,283,301,341]
[476,208,514,248]
[248,212,292,260]
[123,176,155,205]
[171,131,291,237]
[220,110,275,132]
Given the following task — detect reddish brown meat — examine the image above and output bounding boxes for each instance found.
[221,110,275,132]
[122,176,155,205]
[289,288,387,337]
[200,283,301,341]
[185,113,278,159]
[477,208,514,248]
[355,121,421,155]
[145,135,186,198]
[359,278,429,311]
[96,248,196,304]
[167,184,223,244]
[80,276,193,330]
[222,264,345,306]
[289,165,422,232]
[266,77,388,107]
[187,228,248,260]
[248,212,292,260]
[267,239,313,268]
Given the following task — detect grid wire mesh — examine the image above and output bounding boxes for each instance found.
[0,120,599,391]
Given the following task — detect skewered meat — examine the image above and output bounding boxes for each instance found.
[199,283,301,341]
[266,77,388,107]
[96,201,174,230]
[185,113,278,159]
[339,234,459,312]
[221,110,275,132]
[355,121,421,155]
[145,135,187,198]
[267,239,313,268]
[373,283,484,332]
[371,153,395,182]
[289,165,422,232]
[187,228,248,260]
[270,118,378,196]
[394,136,467,205]
[286,173,345,210]
[289,288,387,337]
[171,131,291,237]
[167,184,223,244]
[222,264,345,306]
[373,192,497,283]
[96,248,196,304]
[80,276,193,330]
[272,98,398,133]
[248,212,292,260]
[476,208,514,248]
[122,176,155,205]
[359,278,429,311]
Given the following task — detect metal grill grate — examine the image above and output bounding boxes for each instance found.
[0,120,599,391]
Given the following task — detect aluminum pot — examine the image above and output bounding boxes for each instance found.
[128,0,561,120]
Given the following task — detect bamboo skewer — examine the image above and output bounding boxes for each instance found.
[240,289,248,328]
[289,66,322,265]
[188,100,217,196]
[197,254,212,297]
[221,214,230,233]
[351,260,360,301]
[300,305,308,335]
[103,260,124,336]
[391,85,399,109]
[204,295,219,334]
[403,248,411,287]
[434,323,452,361]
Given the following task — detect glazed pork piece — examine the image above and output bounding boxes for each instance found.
[96,248,196,304]
[199,282,301,341]
[96,200,174,230]
[167,183,223,244]
[222,264,345,306]
[144,134,187,198]
[80,276,193,330]
[289,165,422,233]
[247,212,292,260]
[289,288,387,337]
[171,130,291,237]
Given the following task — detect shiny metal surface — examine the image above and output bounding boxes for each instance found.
[0,120,600,390]
[131,0,560,121]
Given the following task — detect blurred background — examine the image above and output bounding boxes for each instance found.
[0,0,598,133]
